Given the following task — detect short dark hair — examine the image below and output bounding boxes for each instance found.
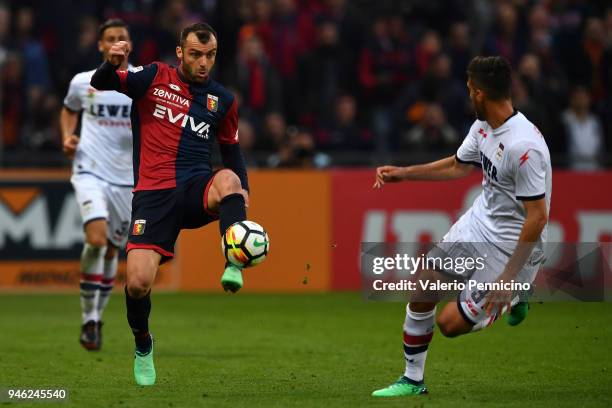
[98,18,129,39]
[180,22,217,47]
[467,56,512,101]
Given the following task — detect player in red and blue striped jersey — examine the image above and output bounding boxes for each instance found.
[91,23,249,386]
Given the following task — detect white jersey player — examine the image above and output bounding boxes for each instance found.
[454,112,551,256]
[60,19,134,351]
[371,56,551,397]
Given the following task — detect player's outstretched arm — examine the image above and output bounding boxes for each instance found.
[374,155,473,188]
[90,41,130,91]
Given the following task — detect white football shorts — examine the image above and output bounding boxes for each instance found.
[427,214,541,324]
[71,172,133,247]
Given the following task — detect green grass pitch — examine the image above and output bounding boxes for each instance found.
[0,293,611,407]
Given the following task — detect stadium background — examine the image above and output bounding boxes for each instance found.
[1,0,611,291]
[1,1,611,407]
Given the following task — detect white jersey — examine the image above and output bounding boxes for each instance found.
[455,111,552,255]
[64,68,134,186]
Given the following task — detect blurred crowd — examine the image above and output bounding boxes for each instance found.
[1,0,612,169]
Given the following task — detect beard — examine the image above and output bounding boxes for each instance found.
[181,59,208,83]
[473,100,486,121]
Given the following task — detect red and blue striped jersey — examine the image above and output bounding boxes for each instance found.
[98,61,246,191]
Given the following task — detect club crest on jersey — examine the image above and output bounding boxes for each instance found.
[496,143,505,160]
[133,219,146,235]
[207,94,218,112]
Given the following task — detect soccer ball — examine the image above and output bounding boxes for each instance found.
[221,221,269,268]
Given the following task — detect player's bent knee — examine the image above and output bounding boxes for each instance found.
[215,170,242,197]
[126,249,160,297]
[126,262,154,285]
[85,219,108,248]
[437,319,460,338]
[436,312,469,338]
[86,234,107,248]
[126,273,152,298]
[436,311,457,337]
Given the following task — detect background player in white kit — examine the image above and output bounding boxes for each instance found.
[371,56,552,396]
[60,19,134,351]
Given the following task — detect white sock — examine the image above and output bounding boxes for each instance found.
[403,304,436,383]
[97,254,118,320]
[79,243,107,323]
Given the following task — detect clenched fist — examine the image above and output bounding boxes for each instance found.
[108,41,130,66]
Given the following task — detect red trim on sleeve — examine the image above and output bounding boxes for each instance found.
[218,98,239,145]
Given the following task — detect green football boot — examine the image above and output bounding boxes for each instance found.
[221,263,243,293]
[134,342,156,386]
[506,301,529,326]
[372,376,428,397]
